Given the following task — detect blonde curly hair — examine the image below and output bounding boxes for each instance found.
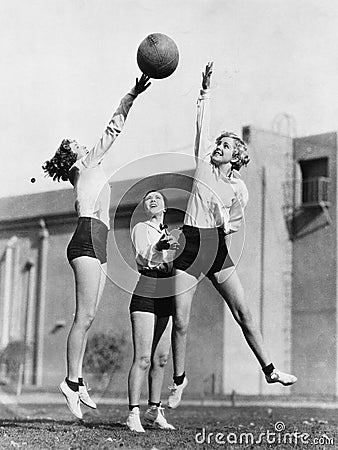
[215,131,250,171]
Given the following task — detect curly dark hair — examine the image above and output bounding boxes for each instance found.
[42,139,78,182]
[215,131,250,171]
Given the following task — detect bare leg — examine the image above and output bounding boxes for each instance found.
[211,268,297,386]
[148,316,172,403]
[172,270,197,377]
[145,315,175,430]
[128,312,155,406]
[77,262,107,378]
[67,256,104,382]
[211,268,271,368]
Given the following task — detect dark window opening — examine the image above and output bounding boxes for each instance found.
[299,158,329,206]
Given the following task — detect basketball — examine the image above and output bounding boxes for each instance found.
[137,33,179,79]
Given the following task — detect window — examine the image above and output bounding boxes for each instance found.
[299,158,329,206]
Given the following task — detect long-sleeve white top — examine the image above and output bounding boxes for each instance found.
[69,89,137,229]
[131,221,173,273]
[184,89,249,234]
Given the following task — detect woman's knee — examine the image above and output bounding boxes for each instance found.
[74,310,96,330]
[174,315,189,336]
[152,353,169,368]
[236,306,254,329]
[135,355,151,371]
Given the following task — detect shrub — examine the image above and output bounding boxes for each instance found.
[0,340,30,381]
[83,331,126,381]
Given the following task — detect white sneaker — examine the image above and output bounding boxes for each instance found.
[167,376,188,409]
[144,405,175,430]
[265,369,297,386]
[126,407,145,433]
[59,380,82,419]
[79,383,97,409]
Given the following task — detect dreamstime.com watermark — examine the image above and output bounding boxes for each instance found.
[194,421,335,446]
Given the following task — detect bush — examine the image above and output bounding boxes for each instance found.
[0,340,30,381]
[83,331,126,381]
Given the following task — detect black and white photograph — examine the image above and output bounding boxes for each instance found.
[0,0,337,448]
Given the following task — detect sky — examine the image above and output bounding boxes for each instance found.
[1,0,338,198]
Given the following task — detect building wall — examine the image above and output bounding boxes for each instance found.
[222,127,293,395]
[42,221,76,387]
[0,226,40,358]
[292,132,337,395]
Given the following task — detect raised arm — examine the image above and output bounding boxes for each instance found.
[80,74,151,169]
[194,62,213,162]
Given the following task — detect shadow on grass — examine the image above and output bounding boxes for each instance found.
[0,417,126,430]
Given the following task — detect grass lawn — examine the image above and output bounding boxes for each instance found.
[0,402,336,449]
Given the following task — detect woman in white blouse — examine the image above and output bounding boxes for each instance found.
[42,75,151,420]
[168,62,297,409]
[126,190,179,433]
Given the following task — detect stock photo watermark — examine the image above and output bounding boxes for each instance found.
[195,421,335,446]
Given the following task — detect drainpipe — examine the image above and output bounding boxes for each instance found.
[259,167,266,395]
[11,243,21,341]
[34,219,49,386]
[24,260,35,385]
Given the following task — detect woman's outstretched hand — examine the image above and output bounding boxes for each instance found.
[134,73,152,95]
[202,61,213,90]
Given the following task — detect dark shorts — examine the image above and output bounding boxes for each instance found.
[130,270,174,317]
[67,217,108,265]
[173,225,234,279]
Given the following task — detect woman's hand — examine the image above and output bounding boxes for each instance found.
[202,61,213,90]
[167,234,180,250]
[156,233,180,251]
[134,73,152,95]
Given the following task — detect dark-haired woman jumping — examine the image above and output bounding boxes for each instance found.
[43,74,151,419]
